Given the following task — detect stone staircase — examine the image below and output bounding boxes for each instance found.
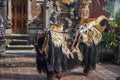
[6,34,34,51]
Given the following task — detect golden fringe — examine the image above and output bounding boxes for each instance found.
[92,27,102,44]
[51,31,64,47]
[86,27,102,45]
[72,48,83,61]
[62,41,83,61]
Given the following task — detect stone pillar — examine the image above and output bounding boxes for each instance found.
[4,1,7,20]
[43,0,47,28]
[28,0,32,21]
[43,0,52,28]
[45,0,49,28]
[8,0,12,20]
[43,0,53,28]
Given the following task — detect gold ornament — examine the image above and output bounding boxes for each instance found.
[56,0,73,3]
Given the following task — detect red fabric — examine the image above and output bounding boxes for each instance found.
[38,33,44,38]
[70,31,80,52]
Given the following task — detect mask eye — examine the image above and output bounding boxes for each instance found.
[80,35,83,39]
[100,19,108,27]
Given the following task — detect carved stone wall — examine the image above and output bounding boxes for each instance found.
[31,0,42,19]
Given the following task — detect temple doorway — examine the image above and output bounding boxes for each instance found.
[11,0,28,34]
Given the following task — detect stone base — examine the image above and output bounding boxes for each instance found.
[0,39,6,56]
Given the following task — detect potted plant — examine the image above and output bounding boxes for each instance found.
[113,9,120,65]
[98,28,118,62]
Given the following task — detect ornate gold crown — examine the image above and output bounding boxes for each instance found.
[50,24,63,32]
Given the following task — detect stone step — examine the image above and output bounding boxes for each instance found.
[5,49,36,54]
[7,44,34,50]
[10,39,29,45]
[6,34,30,40]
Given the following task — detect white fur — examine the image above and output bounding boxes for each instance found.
[51,31,64,47]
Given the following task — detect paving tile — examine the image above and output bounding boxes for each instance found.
[2,68,13,80]
[0,53,120,80]
[10,68,22,80]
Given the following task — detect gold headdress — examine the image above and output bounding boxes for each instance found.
[86,15,108,44]
[50,24,63,32]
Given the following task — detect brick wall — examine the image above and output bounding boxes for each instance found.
[90,0,110,19]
